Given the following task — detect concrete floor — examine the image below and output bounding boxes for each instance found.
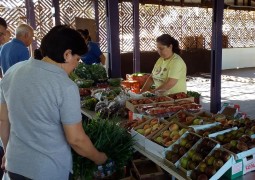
[187,67,255,119]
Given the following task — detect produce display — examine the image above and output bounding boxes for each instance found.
[179,138,218,171]
[165,132,201,164]
[79,87,255,180]
[72,118,134,180]
[152,123,189,147]
[190,148,232,180]
[135,118,167,137]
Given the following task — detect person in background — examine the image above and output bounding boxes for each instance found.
[77,29,106,65]
[0,16,7,179]
[0,25,107,180]
[140,34,187,95]
[3,29,11,44]
[0,17,7,46]
[0,24,34,75]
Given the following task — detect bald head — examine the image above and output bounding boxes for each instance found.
[15,24,34,47]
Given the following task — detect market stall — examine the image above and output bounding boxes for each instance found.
[72,63,255,180]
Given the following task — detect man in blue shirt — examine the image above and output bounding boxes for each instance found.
[77,29,106,65]
[0,24,34,75]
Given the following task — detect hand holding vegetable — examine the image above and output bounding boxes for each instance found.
[94,152,108,165]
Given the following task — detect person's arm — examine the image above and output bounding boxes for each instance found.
[99,53,106,65]
[0,103,10,153]
[63,121,107,165]
[140,75,154,93]
[151,77,178,93]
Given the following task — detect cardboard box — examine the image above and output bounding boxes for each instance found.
[163,132,201,168]
[243,154,255,175]
[189,148,235,180]
[132,159,164,180]
[145,121,191,158]
[223,159,243,179]
[131,118,169,147]
[177,137,220,176]
[126,96,174,113]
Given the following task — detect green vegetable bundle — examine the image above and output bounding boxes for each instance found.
[72,117,134,180]
[187,90,201,98]
[73,63,107,81]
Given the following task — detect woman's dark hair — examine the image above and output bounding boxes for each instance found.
[34,48,43,60]
[77,29,91,41]
[40,25,87,63]
[156,34,181,55]
[0,17,7,28]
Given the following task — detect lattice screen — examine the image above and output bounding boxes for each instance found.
[223,9,255,48]
[34,0,53,47]
[0,0,26,38]
[59,0,94,28]
[1,1,255,52]
[119,2,133,52]
[98,0,107,52]
[138,4,213,51]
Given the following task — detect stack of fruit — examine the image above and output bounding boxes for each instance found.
[190,148,232,180]
[135,119,166,137]
[165,133,201,164]
[179,138,218,172]
[213,127,255,145]
[196,124,232,137]
[223,135,255,154]
[153,123,188,147]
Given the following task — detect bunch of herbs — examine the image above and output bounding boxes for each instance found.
[72,116,134,180]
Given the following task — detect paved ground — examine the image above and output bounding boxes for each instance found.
[187,67,255,119]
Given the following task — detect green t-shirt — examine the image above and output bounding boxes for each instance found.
[152,53,187,95]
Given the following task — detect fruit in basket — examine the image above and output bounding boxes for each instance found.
[144,128,152,136]
[188,149,196,158]
[171,154,180,163]
[230,140,238,148]
[169,123,179,131]
[188,161,197,170]
[164,140,173,147]
[178,146,187,156]
[240,135,251,143]
[165,151,173,161]
[199,162,207,172]
[172,144,180,153]
[155,136,163,144]
[236,141,248,151]
[222,151,231,162]
[190,170,199,180]
[179,128,187,136]
[180,157,189,169]
[150,119,158,125]
[143,124,151,130]
[193,118,203,125]
[213,159,224,170]
[205,155,215,166]
[152,123,159,131]
[185,141,193,149]
[197,173,209,180]
[136,129,145,135]
[170,130,179,138]
[162,130,171,138]
[172,134,181,141]
[180,138,188,147]
[192,153,203,162]
[205,166,216,177]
